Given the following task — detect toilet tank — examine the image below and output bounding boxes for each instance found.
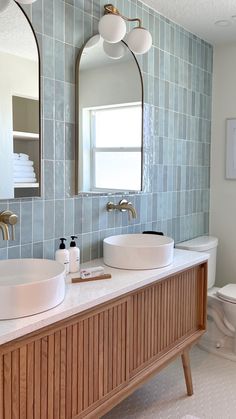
[175,236,218,289]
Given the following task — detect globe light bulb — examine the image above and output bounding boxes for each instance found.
[103,41,127,59]
[98,13,126,43]
[126,27,152,54]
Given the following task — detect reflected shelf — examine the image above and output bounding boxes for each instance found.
[13,131,39,140]
[14,183,39,188]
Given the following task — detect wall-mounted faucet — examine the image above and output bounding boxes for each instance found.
[0,210,18,240]
[106,199,137,219]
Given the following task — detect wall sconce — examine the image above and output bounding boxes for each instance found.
[98,4,152,55]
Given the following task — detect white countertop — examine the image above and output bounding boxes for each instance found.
[0,249,209,346]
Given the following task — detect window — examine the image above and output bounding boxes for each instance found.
[89,103,142,191]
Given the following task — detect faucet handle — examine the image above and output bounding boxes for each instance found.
[119,199,129,212]
[0,211,18,225]
[0,211,18,240]
[107,202,116,212]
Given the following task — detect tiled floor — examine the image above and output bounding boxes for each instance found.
[104,347,236,419]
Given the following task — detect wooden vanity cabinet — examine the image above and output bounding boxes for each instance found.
[0,263,207,419]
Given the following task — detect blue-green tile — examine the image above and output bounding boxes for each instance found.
[54,0,65,42]
[55,40,65,81]
[43,119,54,159]
[33,200,44,242]
[20,202,33,245]
[44,200,55,240]
[44,0,54,37]
[44,78,55,120]
[65,3,74,45]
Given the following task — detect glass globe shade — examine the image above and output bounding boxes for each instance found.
[126,27,152,54]
[98,14,126,43]
[103,41,127,59]
[84,34,101,49]
[0,0,11,13]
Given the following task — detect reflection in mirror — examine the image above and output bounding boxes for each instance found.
[0,2,40,199]
[76,35,143,194]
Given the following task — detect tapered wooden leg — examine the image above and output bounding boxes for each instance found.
[181,350,193,396]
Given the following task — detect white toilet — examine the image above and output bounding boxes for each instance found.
[176,236,236,361]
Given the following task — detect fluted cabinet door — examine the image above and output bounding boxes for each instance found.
[0,298,129,419]
[129,266,206,376]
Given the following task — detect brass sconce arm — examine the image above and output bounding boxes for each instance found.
[104,4,142,28]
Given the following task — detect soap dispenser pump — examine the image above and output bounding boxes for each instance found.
[55,238,70,274]
[69,235,80,273]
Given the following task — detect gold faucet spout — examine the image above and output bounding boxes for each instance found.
[106,200,137,219]
[0,222,10,241]
[120,202,137,219]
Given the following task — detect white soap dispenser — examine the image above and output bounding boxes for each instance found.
[55,238,70,274]
[69,235,80,273]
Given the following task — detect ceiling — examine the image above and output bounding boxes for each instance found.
[141,0,236,45]
[0,1,38,61]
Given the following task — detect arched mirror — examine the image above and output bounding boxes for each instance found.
[76,35,143,194]
[0,1,40,199]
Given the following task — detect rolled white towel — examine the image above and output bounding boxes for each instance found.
[14,174,36,181]
[13,153,29,161]
[14,166,35,174]
[14,172,36,180]
[14,178,37,183]
[19,153,29,161]
[14,160,34,167]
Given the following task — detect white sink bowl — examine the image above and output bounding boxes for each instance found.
[103,234,174,270]
[0,259,66,320]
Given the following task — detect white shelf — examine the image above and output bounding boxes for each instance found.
[13,131,39,140]
[14,183,39,189]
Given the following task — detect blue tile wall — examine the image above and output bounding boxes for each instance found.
[0,0,213,262]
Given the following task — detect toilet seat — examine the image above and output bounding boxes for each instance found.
[217,284,236,304]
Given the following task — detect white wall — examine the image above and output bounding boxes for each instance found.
[210,43,236,287]
[0,51,38,198]
[79,59,141,108]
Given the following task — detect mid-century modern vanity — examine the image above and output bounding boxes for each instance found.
[0,250,208,419]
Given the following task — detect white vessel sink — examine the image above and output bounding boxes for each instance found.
[0,259,66,320]
[103,234,174,270]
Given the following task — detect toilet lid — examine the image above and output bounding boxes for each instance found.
[217,284,236,303]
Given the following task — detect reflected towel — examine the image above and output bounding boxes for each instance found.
[13,172,36,179]
[14,172,36,179]
[13,160,34,167]
[14,178,37,183]
[19,153,29,160]
[14,166,35,174]
[13,153,29,161]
